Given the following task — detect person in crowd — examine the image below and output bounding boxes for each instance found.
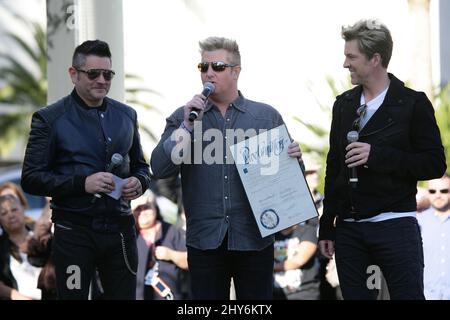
[132,190,188,300]
[0,182,35,227]
[417,174,450,299]
[26,210,56,300]
[0,195,41,300]
[0,182,29,209]
[303,154,324,215]
[318,19,446,299]
[151,36,303,299]
[273,218,320,300]
[416,186,431,213]
[301,154,341,300]
[21,39,150,299]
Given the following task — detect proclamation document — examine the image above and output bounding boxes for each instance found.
[229,124,318,237]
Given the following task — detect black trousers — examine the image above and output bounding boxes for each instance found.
[52,220,138,300]
[335,217,425,300]
[187,238,274,300]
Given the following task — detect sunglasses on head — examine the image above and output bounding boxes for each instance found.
[428,188,449,194]
[75,68,115,81]
[352,103,367,132]
[197,61,238,73]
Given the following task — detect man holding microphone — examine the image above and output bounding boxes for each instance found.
[319,20,446,300]
[151,36,302,299]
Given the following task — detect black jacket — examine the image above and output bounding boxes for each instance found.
[319,74,446,240]
[21,91,150,219]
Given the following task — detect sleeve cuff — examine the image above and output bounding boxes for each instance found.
[134,174,149,192]
[73,175,87,194]
[318,213,336,241]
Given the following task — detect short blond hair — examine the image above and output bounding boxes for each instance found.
[199,36,241,65]
[342,19,393,68]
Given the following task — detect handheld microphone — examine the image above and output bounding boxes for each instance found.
[188,82,215,122]
[347,131,359,188]
[106,153,124,172]
[94,153,124,199]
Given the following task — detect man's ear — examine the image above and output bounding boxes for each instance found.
[371,53,382,68]
[68,67,78,84]
[233,66,241,80]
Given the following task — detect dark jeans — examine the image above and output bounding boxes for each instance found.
[187,238,274,300]
[335,217,425,300]
[52,220,138,300]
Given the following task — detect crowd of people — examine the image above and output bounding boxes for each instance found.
[1,169,448,300]
[0,18,448,300]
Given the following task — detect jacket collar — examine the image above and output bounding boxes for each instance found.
[342,73,405,103]
[71,88,107,112]
[342,73,406,137]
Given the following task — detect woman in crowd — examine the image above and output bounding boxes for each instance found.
[0,194,42,300]
[132,190,188,300]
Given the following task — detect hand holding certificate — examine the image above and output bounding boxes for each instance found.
[229,124,318,237]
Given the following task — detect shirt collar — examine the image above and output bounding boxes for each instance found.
[433,210,450,222]
[204,90,247,113]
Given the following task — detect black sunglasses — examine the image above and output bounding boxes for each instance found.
[75,68,115,81]
[198,61,238,73]
[428,188,449,194]
[352,104,367,132]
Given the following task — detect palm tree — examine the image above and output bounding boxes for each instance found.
[0,15,47,157]
[293,76,352,193]
[124,74,162,143]
[0,10,160,158]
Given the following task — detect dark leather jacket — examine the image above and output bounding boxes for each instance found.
[319,74,446,240]
[21,90,150,219]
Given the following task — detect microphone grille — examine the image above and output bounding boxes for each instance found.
[203,82,215,94]
[347,131,359,143]
[111,153,123,165]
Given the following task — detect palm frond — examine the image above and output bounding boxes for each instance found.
[293,116,328,138]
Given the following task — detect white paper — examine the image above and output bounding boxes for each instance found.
[229,124,318,237]
[106,175,127,200]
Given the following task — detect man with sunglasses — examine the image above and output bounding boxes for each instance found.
[21,40,150,299]
[151,36,303,299]
[318,20,446,300]
[417,174,450,299]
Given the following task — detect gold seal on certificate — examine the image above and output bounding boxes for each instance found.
[229,124,318,237]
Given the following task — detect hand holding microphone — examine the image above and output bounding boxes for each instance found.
[89,153,124,199]
[188,82,215,122]
[345,132,372,188]
[346,131,359,187]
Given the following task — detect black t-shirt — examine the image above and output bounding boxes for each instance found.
[136,222,188,300]
[274,218,320,294]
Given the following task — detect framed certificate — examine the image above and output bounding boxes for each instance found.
[229,124,318,237]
